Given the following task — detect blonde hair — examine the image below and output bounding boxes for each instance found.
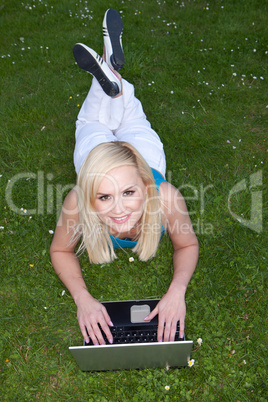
[75,141,162,264]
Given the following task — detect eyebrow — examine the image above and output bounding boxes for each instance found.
[122,185,136,191]
[96,192,110,197]
[96,185,136,197]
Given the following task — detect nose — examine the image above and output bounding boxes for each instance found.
[112,196,126,215]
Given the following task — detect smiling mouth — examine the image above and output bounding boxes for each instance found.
[110,214,131,224]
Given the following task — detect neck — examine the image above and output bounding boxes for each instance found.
[109,222,141,240]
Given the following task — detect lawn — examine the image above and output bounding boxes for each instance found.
[0,0,267,400]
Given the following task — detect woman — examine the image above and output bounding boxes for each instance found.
[50,9,199,346]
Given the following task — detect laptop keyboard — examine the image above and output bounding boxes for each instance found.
[85,323,185,346]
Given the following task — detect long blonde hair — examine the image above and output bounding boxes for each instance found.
[75,141,162,264]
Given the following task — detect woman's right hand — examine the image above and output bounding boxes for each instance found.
[76,291,114,345]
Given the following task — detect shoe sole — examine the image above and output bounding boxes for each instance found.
[73,44,120,97]
[103,9,124,70]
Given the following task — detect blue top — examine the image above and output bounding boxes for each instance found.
[110,168,166,249]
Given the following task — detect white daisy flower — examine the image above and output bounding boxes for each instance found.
[188,359,195,367]
[165,385,170,391]
[197,337,203,345]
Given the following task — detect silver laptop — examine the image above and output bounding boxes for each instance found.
[69,299,193,371]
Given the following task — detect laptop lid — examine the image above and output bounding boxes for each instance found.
[69,299,193,371]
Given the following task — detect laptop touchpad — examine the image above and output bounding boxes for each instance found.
[130,304,151,323]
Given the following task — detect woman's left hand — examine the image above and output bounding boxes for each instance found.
[144,289,186,341]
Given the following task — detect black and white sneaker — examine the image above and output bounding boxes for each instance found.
[73,43,121,97]
[103,8,124,71]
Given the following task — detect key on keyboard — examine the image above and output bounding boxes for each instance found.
[85,323,185,345]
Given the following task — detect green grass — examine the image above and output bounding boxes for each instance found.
[0,0,267,400]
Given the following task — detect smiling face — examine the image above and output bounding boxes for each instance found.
[94,165,147,237]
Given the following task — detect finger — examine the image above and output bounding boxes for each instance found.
[83,322,99,345]
[101,308,114,344]
[157,319,165,342]
[84,320,104,345]
[179,318,185,339]
[163,321,171,342]
[91,321,108,345]
[102,307,114,327]
[79,322,90,344]
[168,319,178,342]
[144,306,158,321]
[98,318,113,344]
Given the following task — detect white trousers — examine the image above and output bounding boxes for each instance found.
[74,77,166,177]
